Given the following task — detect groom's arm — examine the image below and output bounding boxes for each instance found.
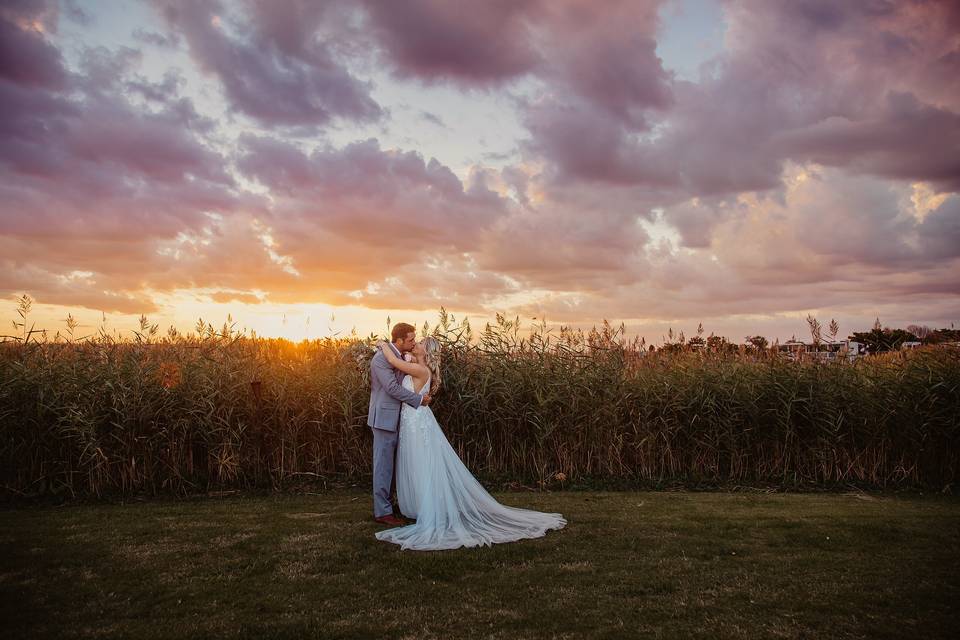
[371,354,423,409]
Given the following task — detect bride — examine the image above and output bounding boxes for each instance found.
[373,336,567,551]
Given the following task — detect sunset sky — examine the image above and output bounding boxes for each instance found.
[2,0,959,344]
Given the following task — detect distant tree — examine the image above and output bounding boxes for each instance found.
[659,327,687,353]
[689,324,718,352]
[745,335,769,350]
[658,327,686,353]
[887,328,921,347]
[849,320,919,353]
[706,334,735,352]
[925,328,960,344]
[658,342,685,354]
[907,325,933,342]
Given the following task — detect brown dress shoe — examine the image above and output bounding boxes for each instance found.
[374,514,406,526]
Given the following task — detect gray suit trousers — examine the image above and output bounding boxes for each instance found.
[371,425,399,518]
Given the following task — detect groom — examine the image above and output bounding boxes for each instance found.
[369,322,432,525]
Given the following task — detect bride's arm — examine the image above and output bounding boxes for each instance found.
[377,341,429,377]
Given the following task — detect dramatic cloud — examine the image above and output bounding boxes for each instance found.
[152,0,382,128]
[1,0,958,338]
[535,165,960,323]
[0,9,67,89]
[776,92,960,189]
[232,135,516,307]
[360,0,542,84]
[524,0,960,196]
[238,135,509,244]
[0,5,250,312]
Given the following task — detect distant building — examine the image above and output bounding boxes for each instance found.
[775,339,864,362]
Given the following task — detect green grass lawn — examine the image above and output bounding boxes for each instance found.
[2,489,958,639]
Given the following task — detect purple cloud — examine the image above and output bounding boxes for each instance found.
[0,11,67,89]
[522,0,960,197]
[360,0,541,84]
[153,0,382,128]
[2,0,958,333]
[0,16,249,311]
[236,135,509,252]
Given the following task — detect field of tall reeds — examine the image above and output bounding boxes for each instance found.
[2,308,958,499]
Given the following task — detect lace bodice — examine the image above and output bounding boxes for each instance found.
[399,373,431,451]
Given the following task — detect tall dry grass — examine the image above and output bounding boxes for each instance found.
[1,308,958,498]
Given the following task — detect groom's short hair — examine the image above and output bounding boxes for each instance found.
[391,322,416,343]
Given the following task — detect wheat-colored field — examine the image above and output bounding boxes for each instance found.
[2,308,958,499]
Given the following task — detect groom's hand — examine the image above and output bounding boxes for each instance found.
[421,393,432,406]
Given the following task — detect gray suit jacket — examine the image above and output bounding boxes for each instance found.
[367,344,423,432]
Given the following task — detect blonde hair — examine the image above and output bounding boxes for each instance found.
[422,336,442,396]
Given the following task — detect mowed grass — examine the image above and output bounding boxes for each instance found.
[1,490,958,639]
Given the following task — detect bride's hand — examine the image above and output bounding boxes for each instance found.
[376,340,390,352]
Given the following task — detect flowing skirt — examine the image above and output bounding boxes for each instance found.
[375,406,566,551]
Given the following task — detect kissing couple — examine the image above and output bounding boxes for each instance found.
[368,322,567,551]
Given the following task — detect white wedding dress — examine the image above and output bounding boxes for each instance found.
[375,374,567,550]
